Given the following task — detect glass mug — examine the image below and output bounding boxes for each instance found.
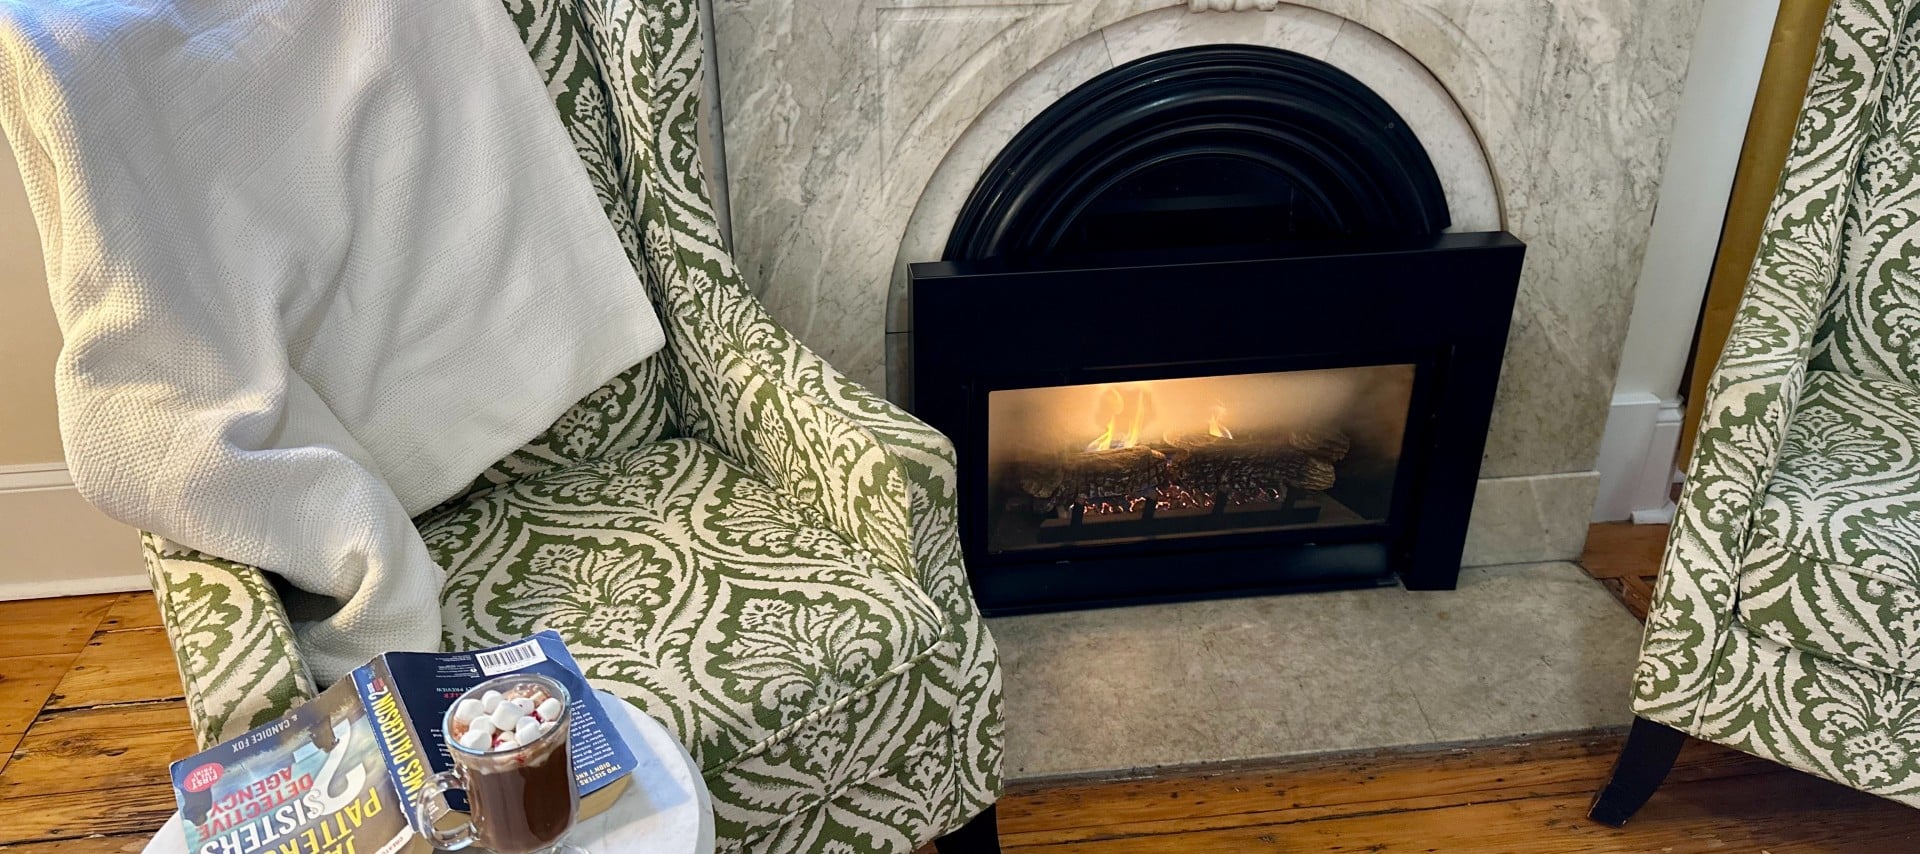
[412,673,586,854]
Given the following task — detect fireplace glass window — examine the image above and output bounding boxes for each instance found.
[985,364,1415,553]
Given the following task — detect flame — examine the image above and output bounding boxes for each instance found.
[1084,387,1123,451]
[1121,390,1149,447]
[1085,386,1156,451]
[1208,403,1234,439]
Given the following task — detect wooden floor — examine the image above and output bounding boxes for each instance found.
[1579,521,1670,620]
[0,592,190,852]
[5,525,1919,852]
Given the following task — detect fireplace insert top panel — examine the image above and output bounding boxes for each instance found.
[945,45,1450,259]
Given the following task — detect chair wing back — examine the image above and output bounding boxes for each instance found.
[1810,2,1920,389]
[457,0,699,493]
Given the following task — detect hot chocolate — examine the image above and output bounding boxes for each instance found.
[418,674,584,854]
[463,735,576,853]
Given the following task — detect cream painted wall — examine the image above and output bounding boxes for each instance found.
[0,123,64,467]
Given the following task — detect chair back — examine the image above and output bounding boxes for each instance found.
[1810,2,1920,388]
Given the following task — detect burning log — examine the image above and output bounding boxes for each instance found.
[1008,428,1353,514]
[1011,446,1168,511]
[1172,444,1327,497]
[1288,429,1352,462]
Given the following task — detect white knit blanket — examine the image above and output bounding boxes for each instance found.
[0,0,664,682]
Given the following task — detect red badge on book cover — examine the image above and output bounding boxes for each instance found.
[182,762,222,793]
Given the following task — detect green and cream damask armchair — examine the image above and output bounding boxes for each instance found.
[141,0,1003,850]
[1592,0,1920,825]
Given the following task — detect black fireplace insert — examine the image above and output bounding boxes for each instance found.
[907,45,1525,614]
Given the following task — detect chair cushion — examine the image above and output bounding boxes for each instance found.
[1739,370,1920,680]
[418,438,949,778]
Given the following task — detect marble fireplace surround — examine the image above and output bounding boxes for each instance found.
[713,0,1704,566]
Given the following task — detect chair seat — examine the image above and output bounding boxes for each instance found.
[418,437,950,779]
[1739,370,1920,681]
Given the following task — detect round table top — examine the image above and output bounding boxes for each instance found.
[144,690,715,854]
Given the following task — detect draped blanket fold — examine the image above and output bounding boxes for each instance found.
[0,0,664,682]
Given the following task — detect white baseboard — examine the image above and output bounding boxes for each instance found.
[1592,394,1686,523]
[1630,502,1678,525]
[0,462,147,601]
[0,573,150,601]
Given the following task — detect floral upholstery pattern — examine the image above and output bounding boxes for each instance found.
[141,0,1003,849]
[1741,371,1920,680]
[1635,0,1920,804]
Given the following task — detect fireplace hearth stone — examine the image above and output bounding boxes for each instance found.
[989,561,1641,779]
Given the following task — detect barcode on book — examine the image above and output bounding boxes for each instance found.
[476,640,548,675]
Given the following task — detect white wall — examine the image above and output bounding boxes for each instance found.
[1593,0,1779,522]
[0,125,145,599]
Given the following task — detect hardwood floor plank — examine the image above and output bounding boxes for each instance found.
[0,594,116,659]
[1578,522,1669,579]
[1615,574,1656,622]
[0,786,177,846]
[46,628,184,711]
[1005,766,1920,852]
[0,834,154,853]
[1,654,74,739]
[97,593,163,633]
[0,702,195,845]
[1000,736,1777,845]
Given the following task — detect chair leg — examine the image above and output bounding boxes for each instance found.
[933,804,1000,854]
[1589,717,1687,828]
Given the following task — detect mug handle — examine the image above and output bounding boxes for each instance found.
[411,768,482,850]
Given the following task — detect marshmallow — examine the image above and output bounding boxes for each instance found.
[535,697,564,721]
[510,697,536,716]
[515,718,542,744]
[539,721,557,735]
[490,704,524,731]
[468,716,497,739]
[457,728,491,751]
[452,698,485,725]
[494,736,520,751]
[480,690,505,714]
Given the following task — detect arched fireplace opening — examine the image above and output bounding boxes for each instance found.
[946,45,1451,259]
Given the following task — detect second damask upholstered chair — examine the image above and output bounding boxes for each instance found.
[139,0,1004,850]
[1592,0,1920,825]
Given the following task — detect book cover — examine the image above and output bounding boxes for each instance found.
[168,677,421,854]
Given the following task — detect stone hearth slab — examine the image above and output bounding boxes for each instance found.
[988,561,1641,780]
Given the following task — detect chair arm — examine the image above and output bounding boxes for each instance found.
[732,338,969,604]
[145,534,317,747]
[700,342,919,580]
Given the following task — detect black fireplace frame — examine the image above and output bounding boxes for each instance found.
[909,232,1525,615]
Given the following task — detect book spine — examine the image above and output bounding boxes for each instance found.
[355,658,435,827]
